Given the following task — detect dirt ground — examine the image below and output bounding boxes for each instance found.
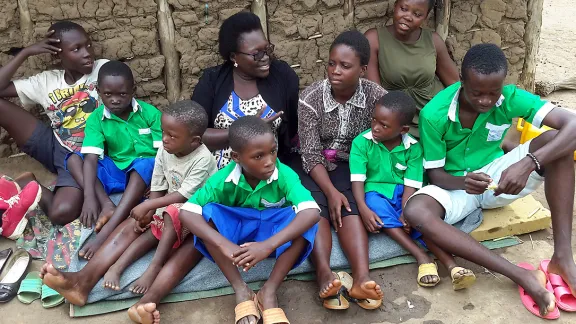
[1,0,576,323]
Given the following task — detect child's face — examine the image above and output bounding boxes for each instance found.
[57,29,95,76]
[161,114,200,156]
[232,133,278,181]
[327,44,366,94]
[371,105,408,142]
[97,75,135,117]
[460,69,505,114]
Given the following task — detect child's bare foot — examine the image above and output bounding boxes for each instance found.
[136,303,160,324]
[318,271,342,299]
[128,303,143,323]
[235,285,259,324]
[348,277,384,301]
[103,265,122,290]
[96,203,115,232]
[521,269,556,316]
[547,256,576,296]
[130,264,162,295]
[40,263,90,306]
[79,235,106,260]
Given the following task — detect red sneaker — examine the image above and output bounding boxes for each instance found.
[0,181,41,240]
[0,175,20,201]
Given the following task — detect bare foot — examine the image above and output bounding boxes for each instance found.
[136,303,160,324]
[318,272,342,299]
[130,264,162,295]
[547,256,576,296]
[521,269,557,316]
[103,265,122,291]
[348,278,384,301]
[96,203,115,232]
[235,285,259,324]
[79,235,106,260]
[40,263,90,306]
[128,303,143,323]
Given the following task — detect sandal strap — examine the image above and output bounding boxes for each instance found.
[234,300,260,324]
[554,286,573,299]
[548,273,567,287]
[262,308,290,324]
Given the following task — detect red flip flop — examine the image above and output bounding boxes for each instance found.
[539,260,576,312]
[517,262,560,319]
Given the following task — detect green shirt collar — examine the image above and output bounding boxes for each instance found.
[224,163,280,186]
[102,98,141,120]
[322,79,367,113]
[447,86,505,122]
[362,131,418,150]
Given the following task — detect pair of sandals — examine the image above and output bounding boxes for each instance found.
[17,271,64,308]
[518,260,576,320]
[323,271,383,311]
[234,294,290,324]
[417,263,477,290]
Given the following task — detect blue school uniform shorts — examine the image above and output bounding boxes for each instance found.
[365,185,422,240]
[65,152,155,195]
[194,203,318,269]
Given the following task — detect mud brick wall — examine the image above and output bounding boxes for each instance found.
[0,0,530,157]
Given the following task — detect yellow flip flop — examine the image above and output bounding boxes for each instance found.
[417,263,440,287]
[322,272,349,310]
[450,266,476,290]
[338,271,382,310]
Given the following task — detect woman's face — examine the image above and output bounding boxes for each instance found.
[327,44,366,94]
[392,0,430,36]
[232,30,272,79]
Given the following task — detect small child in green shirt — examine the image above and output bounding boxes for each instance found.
[350,91,475,290]
[68,61,162,260]
[179,116,321,324]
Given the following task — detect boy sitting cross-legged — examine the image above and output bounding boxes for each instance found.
[179,116,321,324]
[69,60,162,260]
[350,91,475,292]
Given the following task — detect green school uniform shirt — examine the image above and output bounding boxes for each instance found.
[81,99,162,170]
[181,159,320,215]
[350,130,423,199]
[419,82,556,176]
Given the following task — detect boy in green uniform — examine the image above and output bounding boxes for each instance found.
[350,91,475,294]
[179,116,320,324]
[404,44,576,317]
[69,60,162,260]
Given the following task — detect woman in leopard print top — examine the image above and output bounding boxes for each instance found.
[192,12,299,169]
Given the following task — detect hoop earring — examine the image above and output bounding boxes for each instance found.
[234,62,238,68]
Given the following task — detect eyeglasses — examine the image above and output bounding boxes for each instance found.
[237,44,275,61]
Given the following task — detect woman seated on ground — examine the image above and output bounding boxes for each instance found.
[296,30,387,310]
[191,11,299,169]
[364,0,458,137]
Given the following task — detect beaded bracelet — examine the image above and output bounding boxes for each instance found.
[526,153,541,172]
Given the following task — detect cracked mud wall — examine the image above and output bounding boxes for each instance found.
[0,0,529,157]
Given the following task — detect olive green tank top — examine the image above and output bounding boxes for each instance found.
[377,27,445,132]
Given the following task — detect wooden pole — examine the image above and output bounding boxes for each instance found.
[157,0,181,103]
[435,0,451,41]
[519,0,544,92]
[17,0,34,46]
[252,0,268,39]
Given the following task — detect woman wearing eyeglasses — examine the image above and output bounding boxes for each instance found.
[192,11,299,169]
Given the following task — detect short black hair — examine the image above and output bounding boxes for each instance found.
[395,0,436,14]
[49,21,87,40]
[97,60,135,87]
[461,43,508,80]
[163,100,208,136]
[376,90,418,125]
[330,30,371,66]
[218,12,263,61]
[229,116,274,152]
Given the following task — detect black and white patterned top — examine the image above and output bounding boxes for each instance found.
[213,91,281,168]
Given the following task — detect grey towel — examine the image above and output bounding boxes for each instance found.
[69,195,482,304]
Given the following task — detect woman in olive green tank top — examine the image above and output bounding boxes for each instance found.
[365,0,458,136]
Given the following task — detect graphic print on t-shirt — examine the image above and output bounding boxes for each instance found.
[46,82,99,151]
